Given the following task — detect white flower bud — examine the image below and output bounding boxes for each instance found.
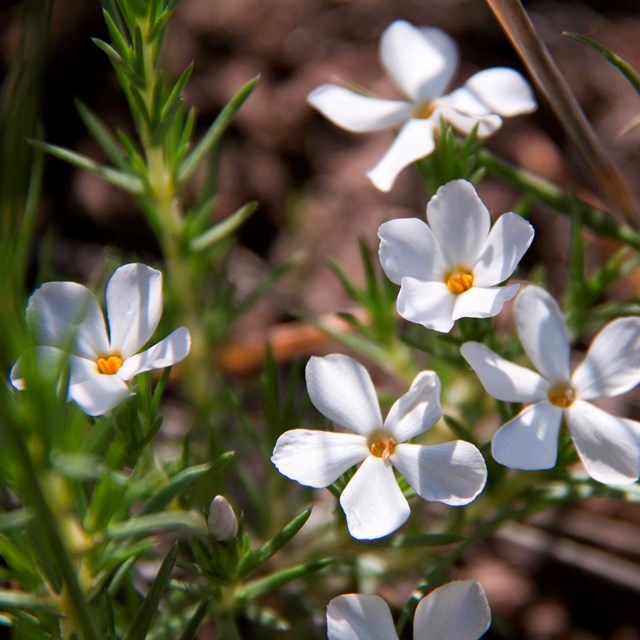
[208,495,238,541]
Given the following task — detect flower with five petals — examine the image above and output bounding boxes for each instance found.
[327,580,491,640]
[461,285,640,484]
[271,354,487,540]
[378,179,534,333]
[11,263,191,416]
[308,20,536,192]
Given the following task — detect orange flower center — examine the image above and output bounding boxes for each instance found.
[412,101,437,119]
[547,382,575,408]
[97,355,123,375]
[445,269,474,294]
[368,432,397,460]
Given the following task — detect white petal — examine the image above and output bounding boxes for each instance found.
[460,342,549,403]
[117,327,191,380]
[307,84,412,133]
[514,285,570,384]
[465,67,537,117]
[492,401,563,470]
[10,346,67,390]
[26,281,109,359]
[441,87,492,116]
[327,594,397,640]
[473,213,535,287]
[378,218,447,284]
[68,371,134,416]
[426,180,491,269]
[340,455,410,540]
[271,429,367,489]
[571,317,640,400]
[305,354,383,437]
[452,284,519,321]
[384,371,441,442]
[397,279,455,333]
[380,21,458,102]
[566,401,640,485]
[366,118,436,192]
[439,102,502,137]
[106,263,163,358]
[392,441,486,506]
[413,580,491,640]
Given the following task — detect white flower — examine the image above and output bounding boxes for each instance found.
[271,354,486,540]
[378,179,534,333]
[208,495,239,541]
[461,285,640,484]
[308,20,536,192]
[10,263,191,416]
[327,580,491,640]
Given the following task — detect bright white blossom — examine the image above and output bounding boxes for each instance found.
[271,354,486,540]
[379,179,534,333]
[208,495,239,541]
[461,285,640,484]
[327,580,491,640]
[308,20,536,191]
[11,263,191,416]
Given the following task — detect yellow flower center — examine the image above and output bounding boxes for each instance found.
[368,432,397,460]
[445,269,474,294]
[547,382,575,408]
[97,355,123,375]
[412,101,437,119]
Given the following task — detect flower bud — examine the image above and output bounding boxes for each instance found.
[208,495,238,541]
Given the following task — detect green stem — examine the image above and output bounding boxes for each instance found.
[478,150,640,252]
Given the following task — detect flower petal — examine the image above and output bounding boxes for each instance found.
[514,285,570,384]
[426,180,491,269]
[305,354,383,436]
[340,455,410,539]
[327,594,397,640]
[378,218,447,284]
[117,327,191,381]
[465,67,537,117]
[10,346,66,390]
[392,441,486,506]
[460,342,549,403]
[271,429,367,489]
[397,279,455,332]
[452,284,519,321]
[307,84,412,133]
[571,317,640,400]
[492,401,563,470]
[366,118,436,192]
[384,371,441,442]
[473,212,535,287]
[566,401,640,485]
[439,105,503,138]
[380,21,458,102]
[106,263,163,358]
[68,371,134,416]
[413,580,491,640]
[26,281,109,359]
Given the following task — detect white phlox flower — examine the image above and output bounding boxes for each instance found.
[378,179,534,333]
[307,19,536,192]
[460,285,640,484]
[271,354,487,540]
[10,263,191,416]
[326,580,491,640]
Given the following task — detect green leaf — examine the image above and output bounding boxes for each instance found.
[123,543,178,640]
[101,9,132,59]
[107,511,208,539]
[28,139,145,194]
[565,32,640,96]
[0,589,56,613]
[75,99,127,169]
[178,75,260,184]
[190,201,257,252]
[237,558,331,601]
[137,453,234,515]
[0,508,34,532]
[238,508,311,579]
[178,600,210,640]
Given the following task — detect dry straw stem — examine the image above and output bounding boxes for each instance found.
[485,0,640,229]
